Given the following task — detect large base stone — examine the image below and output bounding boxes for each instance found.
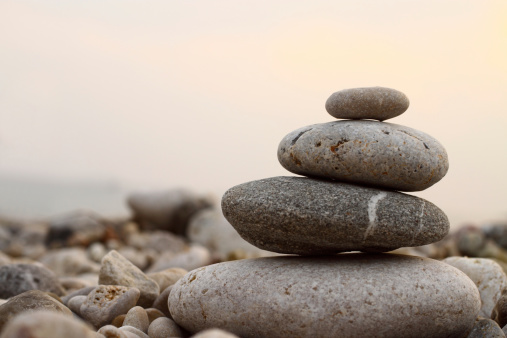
[169,254,480,338]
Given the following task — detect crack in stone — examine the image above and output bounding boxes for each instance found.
[290,128,312,146]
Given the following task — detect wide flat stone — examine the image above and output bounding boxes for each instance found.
[169,254,480,338]
[325,87,410,121]
[221,176,449,255]
[277,120,449,191]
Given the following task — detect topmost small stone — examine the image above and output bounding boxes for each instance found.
[325,87,409,121]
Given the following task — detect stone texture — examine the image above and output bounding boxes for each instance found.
[443,257,507,317]
[112,314,126,327]
[147,268,188,291]
[466,317,505,338]
[0,290,72,332]
[493,289,507,327]
[99,250,160,308]
[80,285,140,329]
[123,306,149,333]
[277,120,449,191]
[191,329,239,338]
[170,254,480,338]
[0,311,97,338]
[127,189,212,235]
[0,263,65,298]
[148,317,183,338]
[222,177,449,255]
[188,209,271,260]
[153,285,172,318]
[147,245,211,273]
[325,87,409,121]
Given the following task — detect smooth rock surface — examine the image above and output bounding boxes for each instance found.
[222,177,449,254]
[119,326,150,338]
[123,306,149,333]
[325,87,409,121]
[0,263,65,298]
[170,254,480,338]
[153,285,172,318]
[277,120,449,191]
[0,290,72,332]
[68,295,87,315]
[80,285,140,329]
[0,311,97,338]
[99,250,159,308]
[98,325,138,338]
[466,317,505,338]
[147,317,183,338]
[191,329,239,338]
[444,257,507,317]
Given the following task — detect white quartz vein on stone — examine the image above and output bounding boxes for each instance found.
[364,192,387,240]
[411,200,426,245]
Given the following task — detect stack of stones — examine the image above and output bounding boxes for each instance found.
[170,87,482,337]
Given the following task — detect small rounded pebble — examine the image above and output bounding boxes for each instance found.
[68,295,87,315]
[111,314,126,327]
[325,87,409,121]
[119,325,150,338]
[123,306,149,333]
[466,317,505,338]
[147,317,183,338]
[191,329,240,338]
[153,285,173,318]
[62,286,96,306]
[145,308,165,323]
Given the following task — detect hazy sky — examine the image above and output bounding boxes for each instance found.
[0,1,506,227]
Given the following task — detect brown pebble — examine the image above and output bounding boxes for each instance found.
[123,306,149,333]
[145,308,165,323]
[111,314,126,328]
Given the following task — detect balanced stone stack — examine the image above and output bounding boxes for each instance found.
[170,87,481,337]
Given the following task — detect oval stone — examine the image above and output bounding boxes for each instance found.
[221,176,449,255]
[325,87,409,121]
[169,254,480,338]
[278,120,449,191]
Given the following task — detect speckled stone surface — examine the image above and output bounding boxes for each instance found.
[325,87,409,121]
[466,317,505,338]
[277,120,449,191]
[169,254,480,338]
[221,176,449,255]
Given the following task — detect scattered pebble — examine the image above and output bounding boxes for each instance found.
[443,257,507,317]
[147,268,187,291]
[147,317,183,338]
[68,295,87,316]
[190,329,239,338]
[99,250,159,308]
[80,285,140,329]
[466,317,505,338]
[123,306,149,333]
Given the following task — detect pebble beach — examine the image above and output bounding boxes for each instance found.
[0,87,506,337]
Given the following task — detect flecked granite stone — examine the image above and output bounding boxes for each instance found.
[221,176,449,255]
[169,254,480,338]
[325,87,409,121]
[277,120,449,191]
